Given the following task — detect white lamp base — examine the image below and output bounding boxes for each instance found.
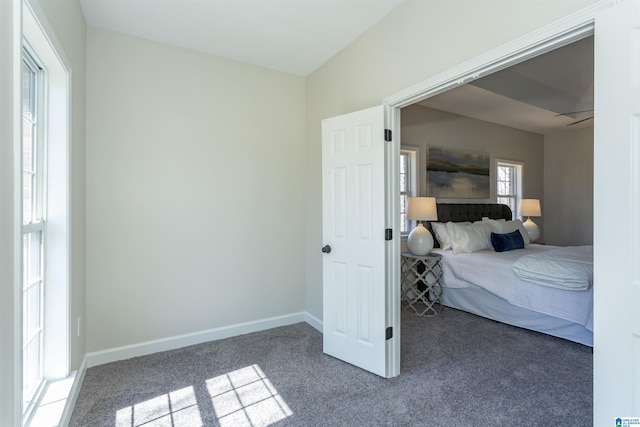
[523,218,540,243]
[407,223,434,255]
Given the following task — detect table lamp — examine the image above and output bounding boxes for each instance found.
[520,198,541,243]
[407,197,438,255]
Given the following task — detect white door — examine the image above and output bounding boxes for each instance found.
[322,105,388,377]
[593,1,640,424]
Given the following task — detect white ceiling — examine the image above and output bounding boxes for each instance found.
[418,36,594,134]
[79,0,404,76]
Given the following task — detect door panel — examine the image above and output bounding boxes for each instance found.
[322,106,387,377]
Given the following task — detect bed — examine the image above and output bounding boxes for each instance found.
[427,203,593,347]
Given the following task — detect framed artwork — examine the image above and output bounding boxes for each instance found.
[427,146,490,198]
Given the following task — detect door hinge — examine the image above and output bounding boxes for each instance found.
[384,129,392,142]
[385,228,393,241]
[386,327,393,340]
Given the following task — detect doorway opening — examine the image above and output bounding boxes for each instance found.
[382,14,597,378]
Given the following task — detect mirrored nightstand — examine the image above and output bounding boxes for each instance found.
[400,252,443,316]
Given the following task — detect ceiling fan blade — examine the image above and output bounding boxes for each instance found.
[555,109,594,117]
[566,116,594,126]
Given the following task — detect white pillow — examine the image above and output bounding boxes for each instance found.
[447,221,493,254]
[432,221,470,250]
[482,217,530,245]
[482,217,505,232]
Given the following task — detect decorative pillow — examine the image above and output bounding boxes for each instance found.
[447,221,492,254]
[431,221,470,250]
[491,230,525,252]
[482,218,530,245]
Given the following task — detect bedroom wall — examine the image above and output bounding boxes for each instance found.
[86,28,306,353]
[304,0,598,321]
[543,126,594,246]
[400,104,544,212]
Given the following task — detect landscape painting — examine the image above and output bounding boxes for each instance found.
[427,146,490,198]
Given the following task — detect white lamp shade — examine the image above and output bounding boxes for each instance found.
[520,199,541,217]
[407,223,434,255]
[407,197,438,221]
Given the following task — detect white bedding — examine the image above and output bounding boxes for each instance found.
[434,244,593,332]
[511,246,593,291]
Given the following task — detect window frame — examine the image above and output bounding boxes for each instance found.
[495,159,524,219]
[400,146,419,235]
[21,2,72,424]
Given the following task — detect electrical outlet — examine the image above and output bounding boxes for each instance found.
[77,316,81,337]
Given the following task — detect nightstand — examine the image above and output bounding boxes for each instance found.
[400,252,443,316]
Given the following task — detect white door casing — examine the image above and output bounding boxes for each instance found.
[593,1,640,424]
[322,105,387,377]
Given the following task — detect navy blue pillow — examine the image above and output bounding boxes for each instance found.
[491,230,525,252]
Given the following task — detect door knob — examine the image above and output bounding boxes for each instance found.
[321,245,332,254]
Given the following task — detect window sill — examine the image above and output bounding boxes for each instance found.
[25,374,75,427]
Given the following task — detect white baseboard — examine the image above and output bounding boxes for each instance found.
[305,312,323,332]
[86,312,308,368]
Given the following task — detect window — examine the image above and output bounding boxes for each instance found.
[400,148,418,233]
[496,160,523,219]
[22,50,45,414]
[21,3,72,425]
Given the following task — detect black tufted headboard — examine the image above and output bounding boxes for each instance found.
[427,203,512,248]
[435,203,512,223]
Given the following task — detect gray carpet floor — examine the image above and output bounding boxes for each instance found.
[69,308,592,426]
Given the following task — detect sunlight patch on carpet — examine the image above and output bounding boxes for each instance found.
[115,386,203,426]
[206,364,293,427]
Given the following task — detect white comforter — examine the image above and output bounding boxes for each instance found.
[511,246,593,291]
[434,244,593,331]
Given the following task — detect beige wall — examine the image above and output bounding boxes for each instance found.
[85,28,306,352]
[305,0,598,320]
[544,126,594,246]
